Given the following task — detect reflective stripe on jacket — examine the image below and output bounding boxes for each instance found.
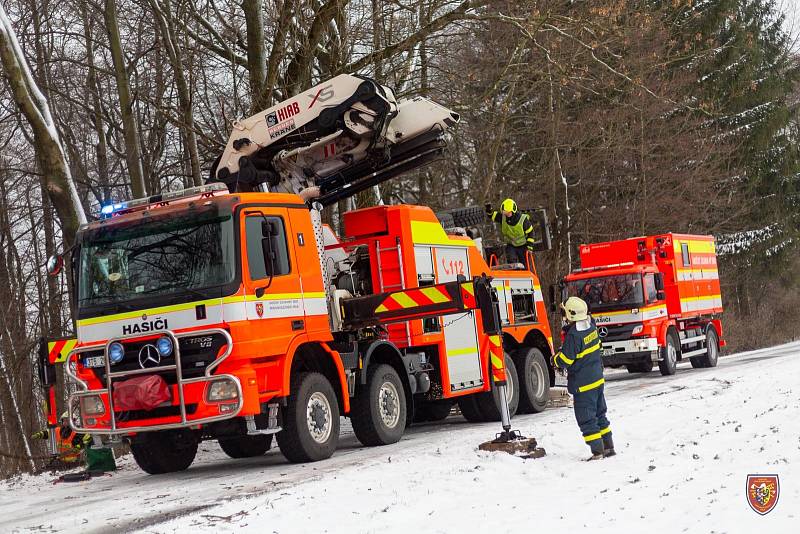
[554,318,605,395]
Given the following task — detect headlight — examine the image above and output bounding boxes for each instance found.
[109,342,125,364]
[631,325,644,335]
[206,379,239,402]
[81,395,105,416]
[156,336,173,356]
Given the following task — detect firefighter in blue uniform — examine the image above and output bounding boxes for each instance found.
[485,198,536,269]
[552,297,615,460]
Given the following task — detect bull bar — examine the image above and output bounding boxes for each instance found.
[65,328,242,435]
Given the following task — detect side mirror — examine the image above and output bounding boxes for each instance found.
[46,255,64,277]
[654,273,664,291]
[656,290,666,301]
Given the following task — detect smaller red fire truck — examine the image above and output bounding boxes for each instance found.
[555,233,724,376]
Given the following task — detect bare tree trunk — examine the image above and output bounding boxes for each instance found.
[242,0,266,111]
[150,0,202,186]
[103,0,147,198]
[0,6,87,244]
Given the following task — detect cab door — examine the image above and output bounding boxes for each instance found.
[241,208,305,357]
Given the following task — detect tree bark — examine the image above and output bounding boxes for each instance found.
[103,0,147,198]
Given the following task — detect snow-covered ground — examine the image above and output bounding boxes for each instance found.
[3,342,799,533]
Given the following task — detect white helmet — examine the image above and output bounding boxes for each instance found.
[561,296,589,322]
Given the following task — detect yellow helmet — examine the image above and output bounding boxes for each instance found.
[561,296,589,322]
[501,198,517,213]
[60,411,69,420]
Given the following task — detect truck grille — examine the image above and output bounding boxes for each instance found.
[84,333,228,384]
[598,323,643,342]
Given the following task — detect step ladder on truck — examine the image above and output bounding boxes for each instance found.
[39,74,556,473]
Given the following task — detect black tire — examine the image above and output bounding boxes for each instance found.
[658,329,679,376]
[474,354,519,421]
[218,434,273,459]
[130,429,198,475]
[626,360,654,373]
[435,213,455,229]
[413,400,453,423]
[277,372,340,463]
[457,395,486,422]
[351,364,407,446]
[516,348,550,414]
[691,326,719,368]
[443,206,485,228]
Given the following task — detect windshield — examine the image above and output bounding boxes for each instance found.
[564,273,644,312]
[78,207,235,308]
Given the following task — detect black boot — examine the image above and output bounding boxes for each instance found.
[586,438,604,461]
[602,433,616,457]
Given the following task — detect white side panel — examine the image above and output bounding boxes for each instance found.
[434,247,483,391]
[492,279,510,325]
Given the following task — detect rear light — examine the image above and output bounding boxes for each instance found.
[81,395,106,416]
[206,379,239,402]
[632,325,644,335]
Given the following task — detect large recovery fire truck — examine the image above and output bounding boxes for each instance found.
[40,74,554,474]
[556,234,724,376]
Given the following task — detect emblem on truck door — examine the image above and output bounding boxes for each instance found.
[256,302,264,318]
[138,344,161,368]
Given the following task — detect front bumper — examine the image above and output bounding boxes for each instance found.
[66,328,245,435]
[602,337,660,366]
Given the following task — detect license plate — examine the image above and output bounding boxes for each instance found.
[84,356,105,368]
[603,348,615,357]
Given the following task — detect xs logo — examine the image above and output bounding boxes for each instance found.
[308,85,334,108]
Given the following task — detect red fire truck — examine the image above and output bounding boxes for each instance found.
[39,74,555,474]
[556,234,724,376]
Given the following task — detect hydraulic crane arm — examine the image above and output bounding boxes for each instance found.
[211,74,459,206]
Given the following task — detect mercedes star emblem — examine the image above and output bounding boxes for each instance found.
[598,326,609,338]
[138,344,161,368]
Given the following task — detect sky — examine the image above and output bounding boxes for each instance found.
[781,0,800,41]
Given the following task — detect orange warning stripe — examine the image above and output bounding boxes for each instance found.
[48,338,78,364]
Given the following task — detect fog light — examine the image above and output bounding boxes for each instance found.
[81,395,105,416]
[219,403,238,414]
[206,379,239,402]
[109,342,124,364]
[156,336,173,356]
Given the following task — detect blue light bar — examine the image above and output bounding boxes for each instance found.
[99,202,128,218]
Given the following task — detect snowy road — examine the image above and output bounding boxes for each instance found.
[3,342,799,533]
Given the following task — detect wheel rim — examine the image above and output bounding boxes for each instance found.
[708,334,718,362]
[377,381,400,429]
[668,338,677,366]
[530,361,545,399]
[306,391,333,444]
[505,365,515,404]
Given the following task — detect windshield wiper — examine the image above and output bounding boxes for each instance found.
[134,284,212,301]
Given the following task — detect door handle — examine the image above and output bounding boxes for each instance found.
[292,320,304,331]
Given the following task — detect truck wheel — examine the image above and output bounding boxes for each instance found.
[516,348,550,414]
[626,361,653,373]
[692,327,720,368]
[457,395,486,422]
[130,429,198,475]
[474,354,519,421]
[351,364,407,446]
[658,330,679,376]
[218,434,273,458]
[413,400,453,423]
[277,372,340,463]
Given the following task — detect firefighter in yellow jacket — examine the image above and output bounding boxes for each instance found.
[485,198,536,268]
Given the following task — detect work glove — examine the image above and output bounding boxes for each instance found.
[31,430,46,440]
[484,203,493,215]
